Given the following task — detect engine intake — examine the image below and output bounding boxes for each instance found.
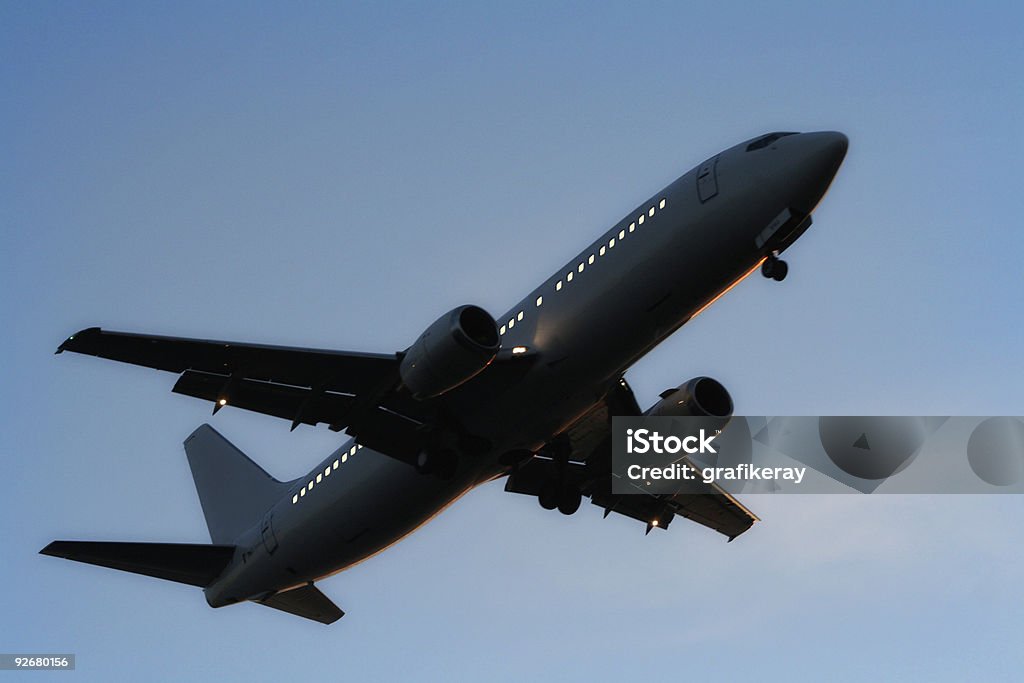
[645,376,733,420]
[400,305,500,399]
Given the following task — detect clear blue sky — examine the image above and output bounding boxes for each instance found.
[3,2,1023,680]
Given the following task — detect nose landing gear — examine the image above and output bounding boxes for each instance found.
[761,254,788,281]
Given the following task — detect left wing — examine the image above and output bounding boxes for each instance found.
[57,328,426,452]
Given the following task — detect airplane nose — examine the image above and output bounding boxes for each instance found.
[813,131,848,170]
[789,131,848,213]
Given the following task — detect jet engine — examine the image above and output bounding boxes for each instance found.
[399,305,500,399]
[645,376,733,421]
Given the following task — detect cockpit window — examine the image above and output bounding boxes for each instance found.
[746,132,798,151]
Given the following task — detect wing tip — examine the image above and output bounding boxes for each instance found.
[40,540,67,557]
[56,327,102,354]
[726,519,757,542]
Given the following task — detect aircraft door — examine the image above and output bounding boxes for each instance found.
[260,513,278,554]
[697,156,719,202]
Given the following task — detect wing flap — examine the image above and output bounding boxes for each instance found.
[173,370,357,428]
[589,488,756,540]
[666,482,759,540]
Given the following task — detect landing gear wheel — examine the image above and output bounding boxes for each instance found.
[762,255,788,281]
[557,485,582,516]
[538,480,560,510]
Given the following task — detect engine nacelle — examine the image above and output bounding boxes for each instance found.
[645,376,734,423]
[400,305,500,400]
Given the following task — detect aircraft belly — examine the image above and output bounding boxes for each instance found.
[257,453,482,588]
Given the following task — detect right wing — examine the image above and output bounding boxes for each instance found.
[56,328,427,452]
[589,474,759,540]
[505,378,758,540]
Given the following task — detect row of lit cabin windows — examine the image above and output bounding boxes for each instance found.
[291,443,364,504]
[499,197,667,336]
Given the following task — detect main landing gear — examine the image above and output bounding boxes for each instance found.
[761,253,788,281]
[531,434,582,515]
[538,480,582,516]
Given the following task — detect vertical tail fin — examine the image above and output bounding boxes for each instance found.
[184,424,286,544]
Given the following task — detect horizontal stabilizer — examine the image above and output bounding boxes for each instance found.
[259,583,344,624]
[40,541,235,588]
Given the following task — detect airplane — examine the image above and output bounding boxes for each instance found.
[42,130,848,624]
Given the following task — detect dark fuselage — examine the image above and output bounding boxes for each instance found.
[205,131,848,606]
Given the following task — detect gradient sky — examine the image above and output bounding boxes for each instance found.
[3,2,1023,680]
